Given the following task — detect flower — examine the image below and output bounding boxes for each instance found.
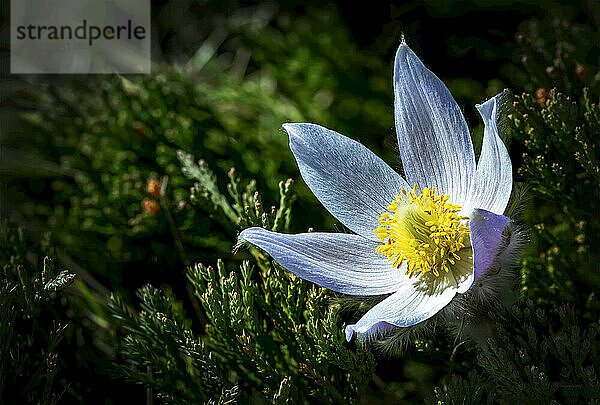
[239,40,514,342]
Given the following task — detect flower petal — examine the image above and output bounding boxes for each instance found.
[345,274,457,340]
[393,42,475,205]
[239,227,409,295]
[454,245,475,294]
[464,94,512,215]
[283,123,410,240]
[469,208,510,281]
[345,246,473,340]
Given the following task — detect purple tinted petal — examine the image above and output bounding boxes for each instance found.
[345,325,356,342]
[469,208,510,281]
[345,320,396,342]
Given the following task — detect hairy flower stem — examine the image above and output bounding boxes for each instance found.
[447,312,466,381]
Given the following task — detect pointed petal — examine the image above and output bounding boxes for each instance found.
[464,94,512,215]
[345,244,474,340]
[345,273,457,339]
[283,123,410,240]
[393,42,475,205]
[239,227,408,295]
[469,208,510,281]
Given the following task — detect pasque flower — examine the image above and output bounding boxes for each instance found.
[239,40,514,341]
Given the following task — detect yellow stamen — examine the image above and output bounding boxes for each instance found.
[374,185,470,278]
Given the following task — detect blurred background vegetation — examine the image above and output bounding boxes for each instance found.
[1,0,599,403]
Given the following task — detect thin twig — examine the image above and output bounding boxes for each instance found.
[159,176,189,265]
[159,176,206,326]
[146,366,153,405]
[372,373,404,403]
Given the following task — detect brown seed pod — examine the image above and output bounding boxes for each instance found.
[142,198,160,216]
[535,88,550,105]
[146,179,161,198]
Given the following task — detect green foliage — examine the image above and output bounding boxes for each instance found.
[512,2,600,97]
[438,300,600,404]
[0,224,75,405]
[12,68,300,283]
[6,6,391,289]
[108,285,235,404]
[178,150,295,233]
[433,372,494,405]
[507,89,600,307]
[435,87,600,403]
[108,160,375,403]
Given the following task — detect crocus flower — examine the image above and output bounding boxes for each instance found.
[239,40,513,342]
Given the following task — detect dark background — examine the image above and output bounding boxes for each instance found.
[1,1,598,403]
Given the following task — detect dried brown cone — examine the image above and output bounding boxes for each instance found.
[142,198,160,216]
[146,179,161,198]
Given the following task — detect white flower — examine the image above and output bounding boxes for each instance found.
[239,40,513,341]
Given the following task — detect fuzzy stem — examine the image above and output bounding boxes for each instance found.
[447,312,466,380]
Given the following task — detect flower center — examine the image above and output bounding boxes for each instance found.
[374,185,470,278]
